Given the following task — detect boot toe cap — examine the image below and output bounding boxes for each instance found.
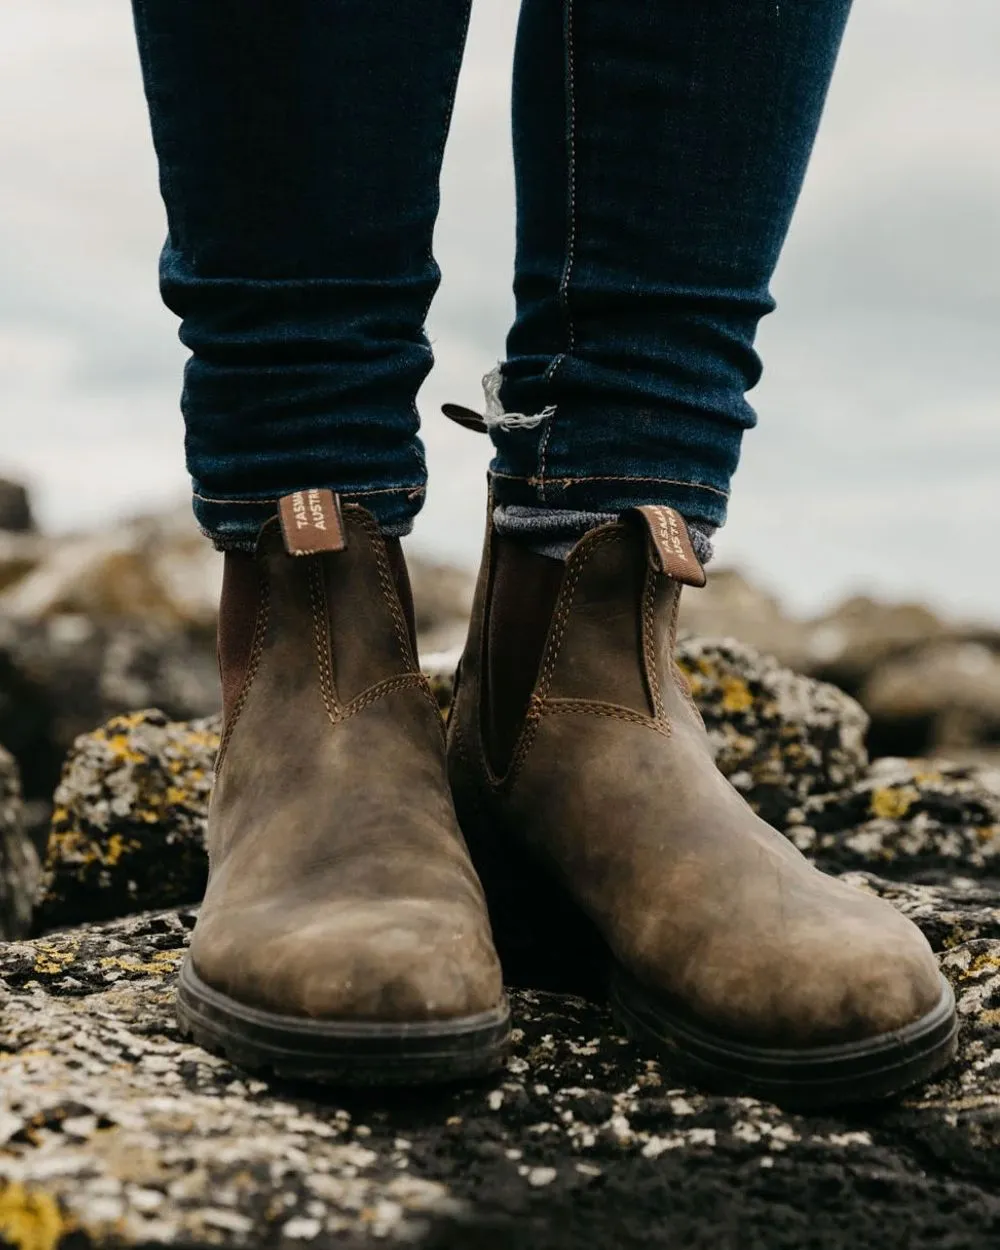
[191,900,504,1024]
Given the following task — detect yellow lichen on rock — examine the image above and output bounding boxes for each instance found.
[869,785,920,821]
[31,938,80,977]
[0,1183,66,1250]
[962,949,1000,979]
[719,675,754,715]
[98,950,183,978]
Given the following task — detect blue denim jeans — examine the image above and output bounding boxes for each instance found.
[131,0,851,545]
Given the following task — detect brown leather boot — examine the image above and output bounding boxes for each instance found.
[447,505,957,1107]
[176,492,509,1084]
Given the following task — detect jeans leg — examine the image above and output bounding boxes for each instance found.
[493,0,852,528]
[131,0,472,546]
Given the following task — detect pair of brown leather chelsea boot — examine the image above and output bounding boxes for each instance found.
[176,488,957,1106]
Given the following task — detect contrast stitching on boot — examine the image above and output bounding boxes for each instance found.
[343,673,429,720]
[346,509,441,724]
[667,588,704,722]
[502,528,622,787]
[536,530,620,703]
[307,559,340,721]
[542,698,667,732]
[642,565,666,725]
[216,574,270,770]
[367,518,419,668]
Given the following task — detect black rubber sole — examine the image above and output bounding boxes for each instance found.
[175,958,512,1086]
[610,968,959,1110]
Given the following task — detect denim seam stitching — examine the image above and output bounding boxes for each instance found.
[537,0,577,502]
[489,471,730,499]
[193,485,424,507]
[408,0,475,489]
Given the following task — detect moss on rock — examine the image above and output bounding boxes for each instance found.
[35,712,219,932]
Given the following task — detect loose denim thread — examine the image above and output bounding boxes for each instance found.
[482,365,555,432]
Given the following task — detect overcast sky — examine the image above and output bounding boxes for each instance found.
[0,0,997,620]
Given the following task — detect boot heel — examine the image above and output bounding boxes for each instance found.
[457,802,609,999]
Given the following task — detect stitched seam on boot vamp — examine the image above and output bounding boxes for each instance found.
[642,564,667,726]
[667,590,705,723]
[343,673,443,728]
[350,506,418,667]
[503,527,624,787]
[308,559,340,720]
[542,698,668,731]
[216,575,270,771]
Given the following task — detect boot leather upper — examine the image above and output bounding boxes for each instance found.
[448,513,943,1048]
[190,505,503,1023]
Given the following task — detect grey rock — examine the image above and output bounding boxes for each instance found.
[677,567,812,672]
[36,711,218,932]
[11,638,1000,1245]
[0,477,36,533]
[0,505,221,632]
[683,577,1000,761]
[804,594,952,694]
[406,555,475,656]
[0,895,998,1248]
[0,745,38,939]
[674,636,870,828]
[861,640,1000,757]
[786,757,1000,879]
[0,613,219,804]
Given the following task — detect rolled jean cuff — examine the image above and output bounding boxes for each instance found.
[192,483,424,551]
[488,468,729,530]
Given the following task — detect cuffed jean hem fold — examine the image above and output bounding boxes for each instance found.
[487,470,729,528]
[192,484,424,551]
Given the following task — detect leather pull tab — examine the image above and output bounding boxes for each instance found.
[630,505,707,587]
[442,403,489,434]
[278,489,347,556]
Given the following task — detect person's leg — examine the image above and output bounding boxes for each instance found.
[131,0,470,544]
[490,0,852,552]
[131,0,510,1084]
[447,0,958,1105]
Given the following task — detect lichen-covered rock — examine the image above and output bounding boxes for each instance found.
[0,746,38,939]
[0,477,36,534]
[677,568,813,672]
[0,614,220,805]
[851,872,1000,949]
[861,640,1000,757]
[35,712,219,932]
[1,896,998,1249]
[675,636,869,828]
[786,757,1000,879]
